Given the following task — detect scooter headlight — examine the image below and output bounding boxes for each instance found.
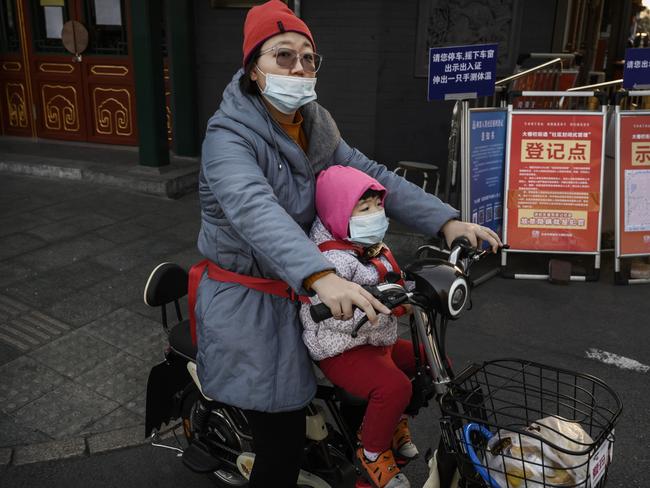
[448,277,469,317]
[405,259,471,319]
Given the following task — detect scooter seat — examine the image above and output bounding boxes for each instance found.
[169,320,197,361]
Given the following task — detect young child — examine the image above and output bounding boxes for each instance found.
[300,165,419,488]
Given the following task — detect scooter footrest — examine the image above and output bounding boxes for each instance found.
[182,442,221,472]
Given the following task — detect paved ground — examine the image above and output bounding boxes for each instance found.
[0,173,203,464]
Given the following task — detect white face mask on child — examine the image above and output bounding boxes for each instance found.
[348,209,389,245]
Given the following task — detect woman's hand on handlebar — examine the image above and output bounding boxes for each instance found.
[441,220,502,253]
[310,273,391,325]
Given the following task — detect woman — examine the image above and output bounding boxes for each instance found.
[195,1,501,487]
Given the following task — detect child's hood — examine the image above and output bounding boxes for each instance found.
[315,165,386,241]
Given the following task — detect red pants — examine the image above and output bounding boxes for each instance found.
[318,339,418,453]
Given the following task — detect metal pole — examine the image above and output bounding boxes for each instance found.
[413,310,449,392]
[595,104,607,274]
[615,104,621,275]
[501,104,514,268]
[496,58,563,86]
[461,100,470,221]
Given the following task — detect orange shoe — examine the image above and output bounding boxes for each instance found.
[391,418,419,464]
[355,447,410,488]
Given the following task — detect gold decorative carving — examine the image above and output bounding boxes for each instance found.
[16,0,35,135]
[165,91,172,141]
[6,83,28,128]
[90,65,129,76]
[93,88,132,136]
[39,63,74,74]
[2,62,22,72]
[41,84,80,132]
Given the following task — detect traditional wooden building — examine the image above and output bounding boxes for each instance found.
[0,0,196,167]
[0,1,643,171]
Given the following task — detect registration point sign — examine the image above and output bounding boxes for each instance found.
[504,113,604,253]
[427,43,498,101]
[617,114,650,256]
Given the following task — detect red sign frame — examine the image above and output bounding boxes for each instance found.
[505,112,604,252]
[618,114,650,256]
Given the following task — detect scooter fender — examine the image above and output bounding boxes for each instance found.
[144,353,192,437]
[236,452,332,488]
[423,449,460,488]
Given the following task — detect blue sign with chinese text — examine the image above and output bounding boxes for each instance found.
[623,48,650,89]
[468,109,507,242]
[427,43,498,101]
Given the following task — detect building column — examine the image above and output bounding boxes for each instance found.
[166,0,199,157]
[130,0,169,167]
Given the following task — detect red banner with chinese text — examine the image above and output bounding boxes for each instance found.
[618,114,650,256]
[506,113,604,252]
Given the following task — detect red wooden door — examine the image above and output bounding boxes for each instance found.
[21,0,137,145]
[76,0,137,145]
[0,0,36,137]
[24,0,87,141]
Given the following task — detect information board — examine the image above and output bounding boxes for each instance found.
[468,109,507,241]
[428,43,498,101]
[618,113,650,256]
[623,48,650,89]
[504,112,604,252]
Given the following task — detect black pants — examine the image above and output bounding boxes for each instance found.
[244,408,307,488]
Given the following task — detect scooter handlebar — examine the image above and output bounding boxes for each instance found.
[308,303,368,336]
[309,302,334,323]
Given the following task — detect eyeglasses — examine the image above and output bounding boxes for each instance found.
[258,46,323,73]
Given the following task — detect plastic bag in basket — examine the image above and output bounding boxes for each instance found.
[484,416,593,487]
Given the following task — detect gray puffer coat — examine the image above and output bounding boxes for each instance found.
[195,69,459,412]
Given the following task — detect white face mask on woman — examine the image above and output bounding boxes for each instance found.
[348,209,389,245]
[256,66,317,114]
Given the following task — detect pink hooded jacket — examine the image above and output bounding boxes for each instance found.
[315,165,387,240]
[300,166,399,361]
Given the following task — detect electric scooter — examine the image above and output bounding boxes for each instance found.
[143,238,621,488]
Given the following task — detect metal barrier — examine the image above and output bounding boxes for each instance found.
[499,54,579,109]
[444,56,580,205]
[568,79,623,108]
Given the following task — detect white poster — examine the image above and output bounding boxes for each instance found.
[94,0,122,26]
[44,6,64,39]
[624,169,650,232]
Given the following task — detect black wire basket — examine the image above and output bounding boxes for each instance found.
[439,359,623,488]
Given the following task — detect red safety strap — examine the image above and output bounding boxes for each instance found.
[317,240,407,316]
[317,240,405,285]
[187,259,310,346]
[318,240,365,254]
[188,260,209,346]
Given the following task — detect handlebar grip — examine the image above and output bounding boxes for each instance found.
[450,235,473,250]
[309,303,333,323]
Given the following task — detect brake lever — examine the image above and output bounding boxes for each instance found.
[473,243,510,260]
[350,288,412,338]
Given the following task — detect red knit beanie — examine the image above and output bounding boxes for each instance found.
[242,0,315,67]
